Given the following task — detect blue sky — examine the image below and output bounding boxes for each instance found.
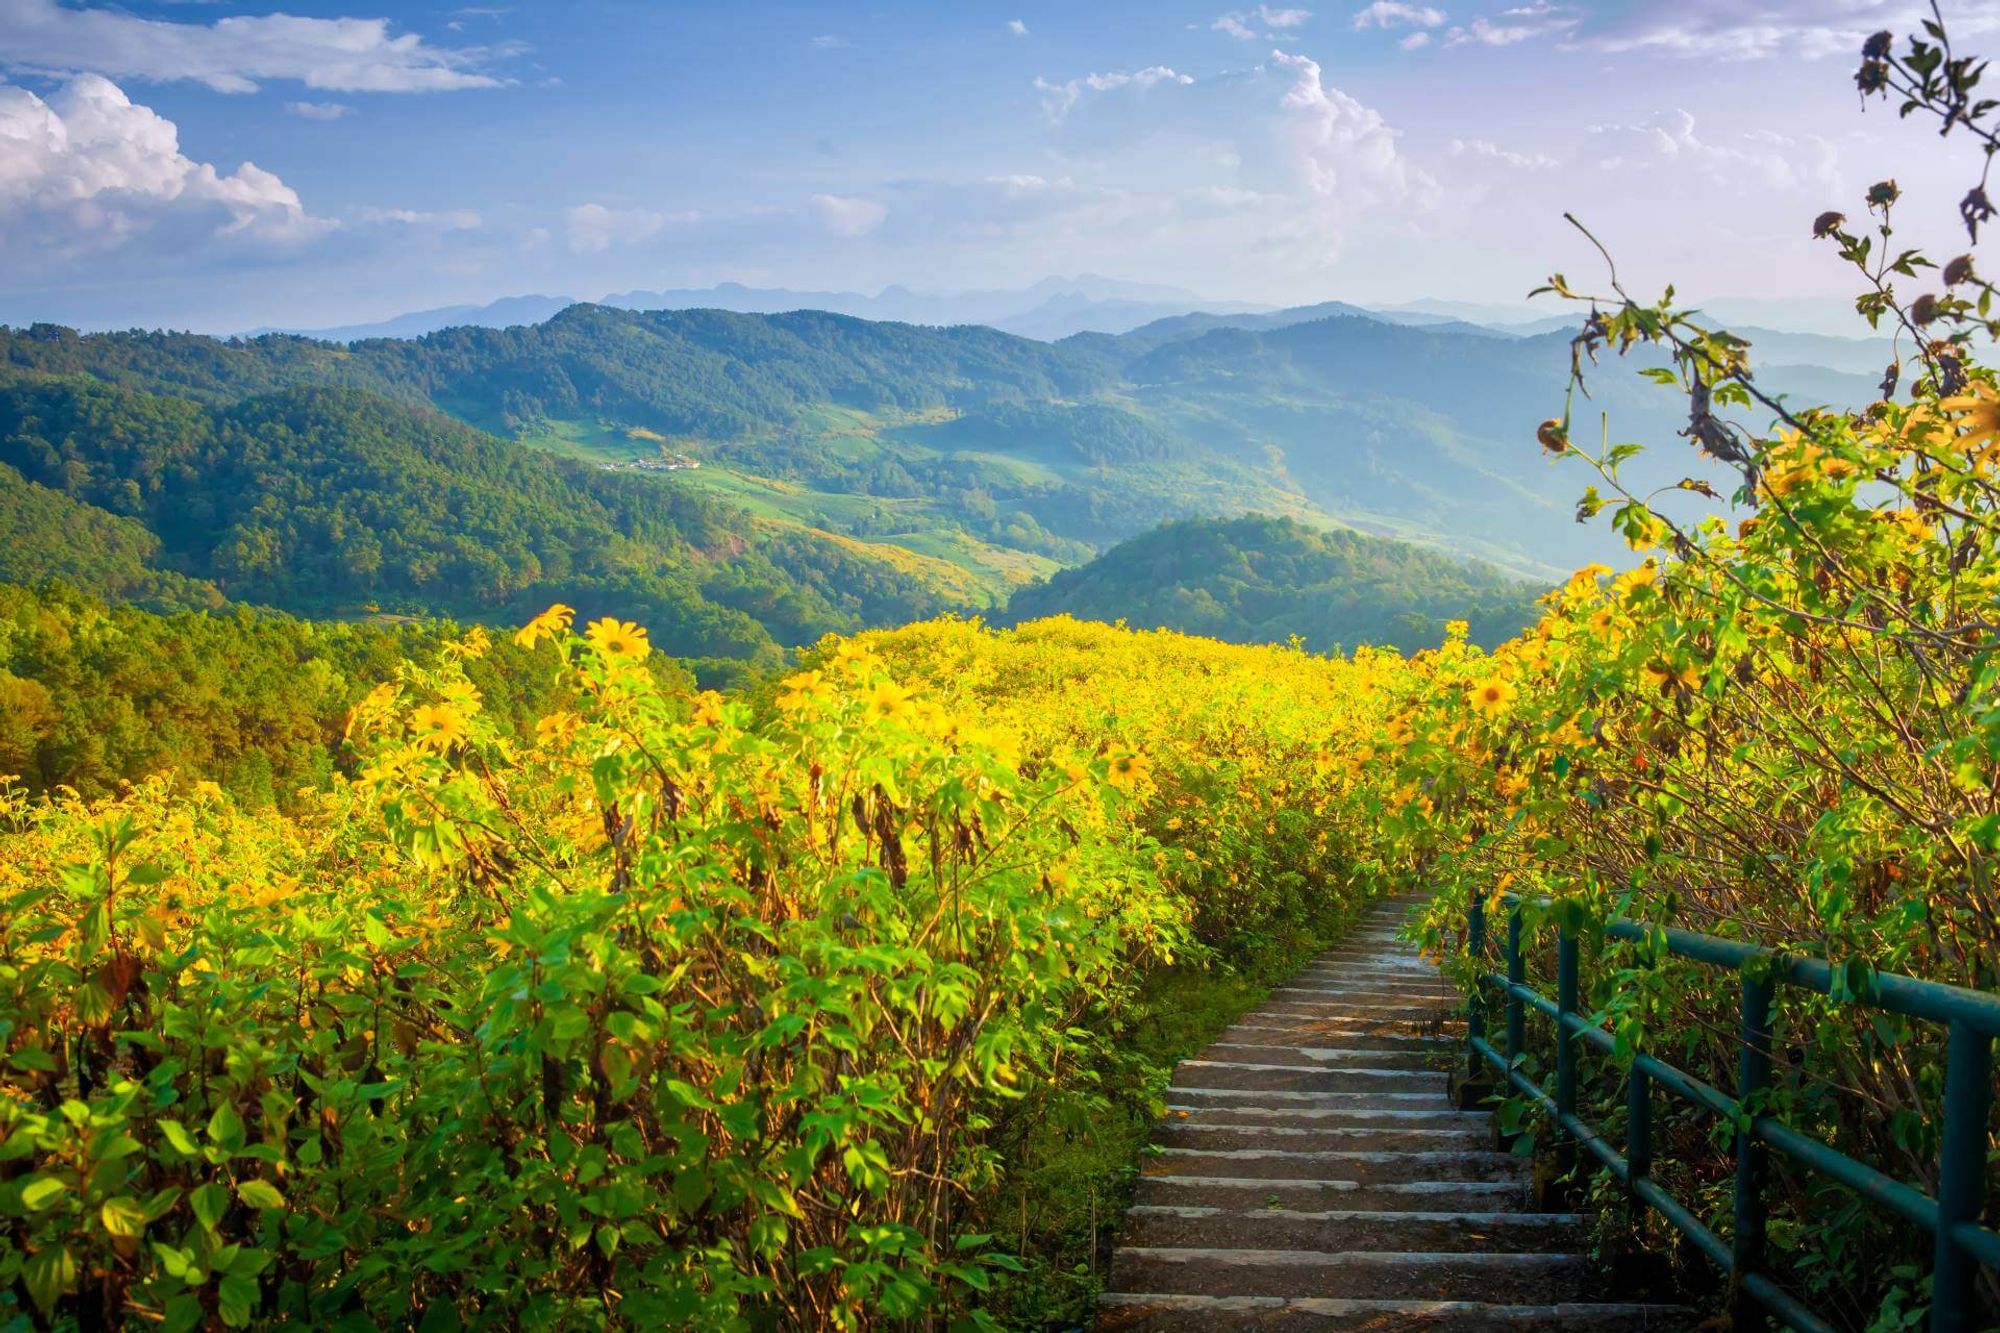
[1,0,1993,331]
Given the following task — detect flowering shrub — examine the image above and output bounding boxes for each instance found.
[0,609,1409,1330]
[1384,17,2000,1322]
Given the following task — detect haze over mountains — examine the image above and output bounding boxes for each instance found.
[250,276,1896,349]
[251,276,1272,344]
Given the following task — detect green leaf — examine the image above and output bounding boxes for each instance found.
[23,1245,77,1313]
[237,1179,285,1210]
[207,1102,245,1150]
[101,1195,148,1238]
[21,1176,68,1211]
[218,1272,259,1328]
[190,1181,230,1232]
[158,1119,200,1156]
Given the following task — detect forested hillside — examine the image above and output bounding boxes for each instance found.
[0,582,629,805]
[0,374,969,673]
[1,302,1881,585]
[1006,514,1540,651]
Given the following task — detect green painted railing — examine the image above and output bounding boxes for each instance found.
[1462,893,2000,1333]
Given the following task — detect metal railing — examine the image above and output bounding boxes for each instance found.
[1462,893,2000,1333]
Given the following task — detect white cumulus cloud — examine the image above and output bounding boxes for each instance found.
[1008,18,1029,36]
[1574,0,2000,62]
[1352,2,1447,31]
[1215,6,1314,39]
[0,74,332,264]
[1035,65,1194,119]
[561,202,673,252]
[285,100,352,120]
[810,193,888,236]
[1450,137,1557,170]
[357,206,482,230]
[0,0,509,93]
[1272,49,1437,209]
[1444,2,1580,47]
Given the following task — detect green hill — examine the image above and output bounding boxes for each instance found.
[1005,514,1542,652]
[0,303,1879,610]
[0,374,968,676]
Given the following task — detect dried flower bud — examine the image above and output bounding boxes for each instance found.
[1944,253,1977,286]
[1862,30,1893,59]
[1856,61,1889,95]
[1537,419,1570,455]
[1812,210,1846,239]
[1866,179,1901,208]
[1963,187,1996,242]
[1911,293,1939,325]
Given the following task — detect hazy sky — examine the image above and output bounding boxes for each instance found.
[3,0,1997,332]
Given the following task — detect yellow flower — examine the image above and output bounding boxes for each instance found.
[1641,660,1699,694]
[1612,562,1657,603]
[410,703,468,751]
[1939,382,2000,454]
[1467,677,1517,718]
[777,670,828,715]
[1884,507,1932,543]
[585,617,649,662]
[534,711,578,746]
[1107,751,1151,790]
[513,603,575,649]
[692,691,726,726]
[865,678,913,720]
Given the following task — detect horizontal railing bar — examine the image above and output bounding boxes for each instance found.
[1741,1269,1843,1333]
[1492,893,2000,1035]
[1470,1034,1839,1333]
[1633,1175,1730,1269]
[1955,1220,2000,1271]
[1481,972,1950,1236]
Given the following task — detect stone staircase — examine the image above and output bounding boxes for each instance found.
[1097,896,1694,1330]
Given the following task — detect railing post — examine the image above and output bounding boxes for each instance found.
[1732,971,1775,1330]
[1555,917,1579,1189]
[1506,904,1525,1067]
[1467,894,1487,1081]
[1930,1020,1994,1333]
[1626,1061,1652,1220]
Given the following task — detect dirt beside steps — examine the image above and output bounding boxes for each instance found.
[1097,896,1694,1331]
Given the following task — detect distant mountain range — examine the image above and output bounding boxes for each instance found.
[248,280,1895,378]
[17,292,1890,603]
[249,276,1274,344]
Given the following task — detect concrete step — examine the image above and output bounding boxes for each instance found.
[1132,1174,1529,1214]
[1171,1060,1446,1093]
[1145,1148,1524,1184]
[1156,1122,1490,1153]
[1119,1205,1587,1254]
[1253,1004,1460,1025]
[1217,1024,1454,1051]
[1167,1086,1455,1112]
[1103,1247,1593,1302]
[1097,1293,1698,1330]
[1256,998,1460,1017]
[1199,1043,1450,1071]
[1164,1104,1489,1132]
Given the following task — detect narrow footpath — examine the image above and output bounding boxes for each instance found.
[1097,894,1692,1330]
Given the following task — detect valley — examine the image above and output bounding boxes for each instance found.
[0,296,1884,666]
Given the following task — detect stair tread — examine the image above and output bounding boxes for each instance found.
[1101,898,1651,1328]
